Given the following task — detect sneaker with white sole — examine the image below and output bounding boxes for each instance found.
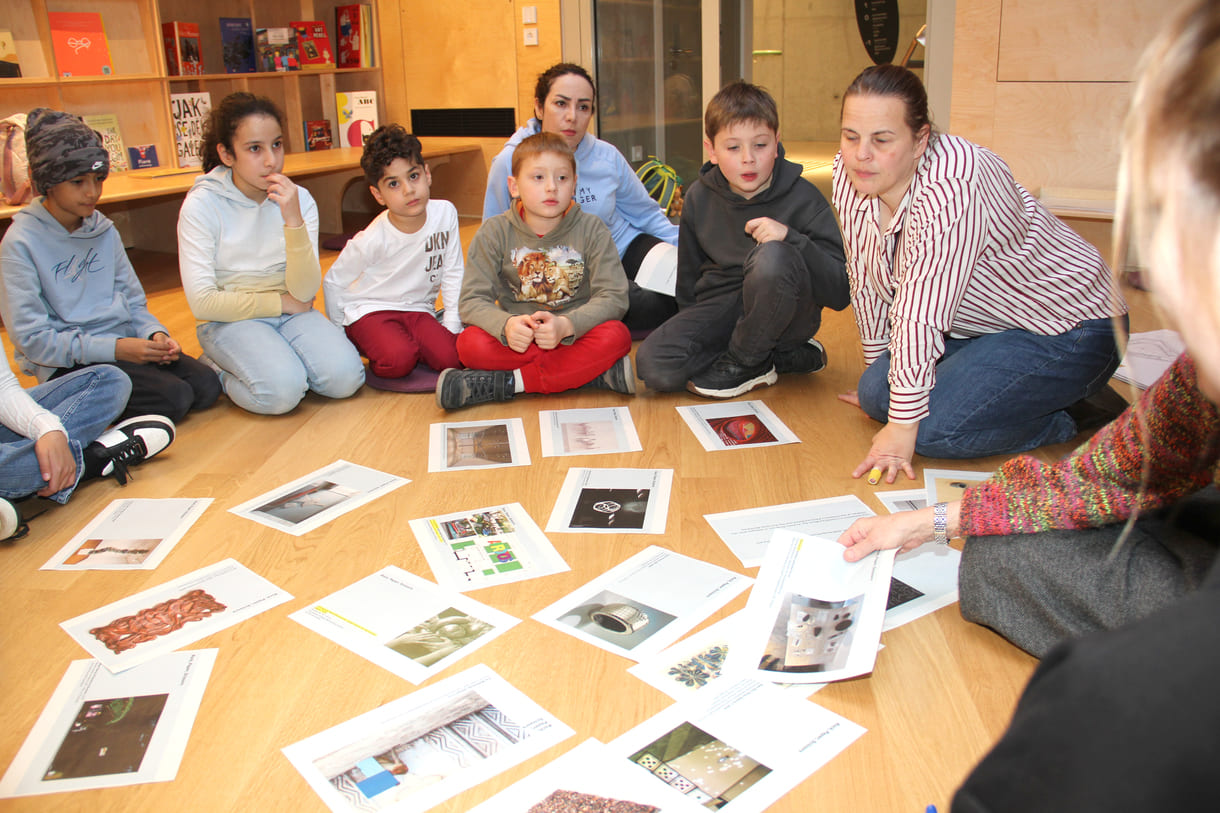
[83,415,176,485]
[583,355,637,395]
[435,369,516,410]
[0,498,27,542]
[773,337,828,375]
[687,352,777,399]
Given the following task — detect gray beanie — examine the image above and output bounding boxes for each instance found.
[26,108,110,195]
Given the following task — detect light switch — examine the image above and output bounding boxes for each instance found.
[523,5,538,24]
[523,27,539,46]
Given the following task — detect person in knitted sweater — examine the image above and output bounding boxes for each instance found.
[838,351,1218,657]
[836,3,1220,662]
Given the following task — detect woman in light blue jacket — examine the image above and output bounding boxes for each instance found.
[483,63,679,332]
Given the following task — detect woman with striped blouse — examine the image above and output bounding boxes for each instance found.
[833,64,1128,482]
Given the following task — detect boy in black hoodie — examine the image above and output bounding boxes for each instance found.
[636,81,848,397]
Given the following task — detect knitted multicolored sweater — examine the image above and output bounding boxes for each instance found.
[961,353,1220,535]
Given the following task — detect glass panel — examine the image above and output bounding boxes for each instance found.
[594,0,660,167]
[594,0,704,185]
[659,0,703,183]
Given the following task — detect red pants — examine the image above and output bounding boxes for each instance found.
[456,320,631,393]
[345,310,461,378]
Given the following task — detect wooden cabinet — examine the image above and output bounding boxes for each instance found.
[1,0,385,168]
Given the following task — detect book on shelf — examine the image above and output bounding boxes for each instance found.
[335,4,373,68]
[163,21,203,76]
[304,120,333,152]
[82,113,129,173]
[170,91,212,169]
[0,30,21,78]
[127,144,159,170]
[336,90,379,148]
[256,27,299,73]
[291,21,334,70]
[220,17,256,73]
[48,12,113,77]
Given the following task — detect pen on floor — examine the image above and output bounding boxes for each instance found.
[926,806,938,813]
[868,467,882,485]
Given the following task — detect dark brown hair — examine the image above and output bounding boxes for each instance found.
[533,63,597,110]
[200,92,284,173]
[360,124,424,187]
[841,64,935,139]
[704,80,779,142]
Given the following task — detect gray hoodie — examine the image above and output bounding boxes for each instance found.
[0,199,166,380]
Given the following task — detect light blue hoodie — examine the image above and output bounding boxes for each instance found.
[482,118,678,256]
[0,199,166,381]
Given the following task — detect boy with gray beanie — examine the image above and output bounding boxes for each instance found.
[0,108,219,423]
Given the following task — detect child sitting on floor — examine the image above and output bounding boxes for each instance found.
[323,125,463,381]
[635,81,849,398]
[437,132,633,410]
[0,108,220,423]
[0,360,175,542]
[177,92,364,415]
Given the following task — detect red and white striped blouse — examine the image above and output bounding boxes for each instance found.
[832,133,1127,423]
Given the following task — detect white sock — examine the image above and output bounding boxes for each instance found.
[513,370,525,393]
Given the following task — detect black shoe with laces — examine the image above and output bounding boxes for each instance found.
[773,337,828,375]
[82,415,176,486]
[583,356,637,395]
[435,368,516,410]
[687,353,777,399]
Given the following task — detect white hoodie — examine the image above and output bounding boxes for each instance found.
[177,166,321,323]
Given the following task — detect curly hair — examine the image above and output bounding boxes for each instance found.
[200,92,284,174]
[360,123,424,187]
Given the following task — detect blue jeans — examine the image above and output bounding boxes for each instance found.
[0,366,130,503]
[197,310,365,415]
[857,316,1126,458]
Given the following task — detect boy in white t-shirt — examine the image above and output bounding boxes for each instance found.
[323,125,463,379]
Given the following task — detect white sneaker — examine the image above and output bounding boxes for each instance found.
[84,415,176,485]
[0,498,25,542]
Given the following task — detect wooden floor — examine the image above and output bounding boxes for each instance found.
[0,234,1160,812]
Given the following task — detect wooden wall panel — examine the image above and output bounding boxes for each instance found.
[947,0,1002,145]
[989,82,1131,191]
[996,0,1189,82]
[397,0,519,109]
[513,0,564,124]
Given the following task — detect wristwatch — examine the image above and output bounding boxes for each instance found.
[933,502,948,545]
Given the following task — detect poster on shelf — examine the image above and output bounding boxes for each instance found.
[170,92,211,169]
[336,90,379,148]
[48,12,113,77]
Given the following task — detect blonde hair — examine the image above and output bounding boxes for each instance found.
[510,132,576,176]
[1117,0,1220,379]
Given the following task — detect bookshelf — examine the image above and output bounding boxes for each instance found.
[0,0,386,170]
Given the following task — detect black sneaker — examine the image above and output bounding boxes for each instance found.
[83,415,176,486]
[773,337,828,375]
[687,353,777,399]
[583,356,637,395]
[435,368,516,410]
[0,498,28,542]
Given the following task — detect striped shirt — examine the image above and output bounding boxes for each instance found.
[832,134,1126,423]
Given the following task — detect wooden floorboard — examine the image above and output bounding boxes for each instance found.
[0,232,1159,812]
